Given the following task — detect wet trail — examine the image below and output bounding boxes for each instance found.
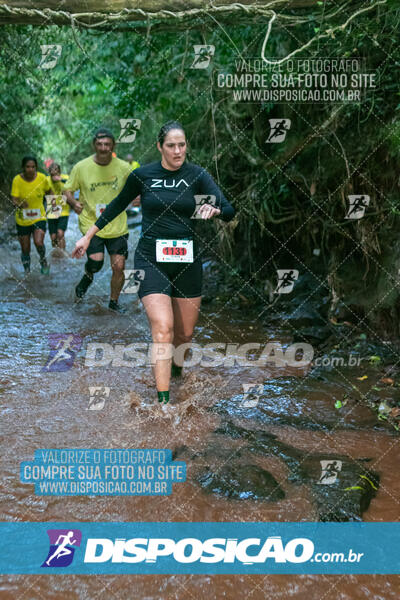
[1,214,399,598]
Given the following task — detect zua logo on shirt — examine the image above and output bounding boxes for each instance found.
[42,529,82,567]
[84,536,314,564]
[150,179,189,189]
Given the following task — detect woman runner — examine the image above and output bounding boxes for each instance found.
[72,121,235,404]
[46,163,70,251]
[11,156,52,274]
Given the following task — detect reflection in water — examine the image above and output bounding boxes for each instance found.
[0,213,399,597]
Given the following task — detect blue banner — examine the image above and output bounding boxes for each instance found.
[20,449,186,496]
[0,522,399,574]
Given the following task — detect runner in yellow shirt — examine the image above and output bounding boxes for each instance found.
[46,163,70,251]
[64,128,133,312]
[11,156,52,274]
[125,153,140,171]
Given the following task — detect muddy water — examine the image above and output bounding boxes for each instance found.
[1,213,399,598]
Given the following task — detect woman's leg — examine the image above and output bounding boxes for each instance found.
[33,227,49,273]
[33,227,46,257]
[171,296,202,371]
[109,253,126,303]
[141,293,174,395]
[56,228,66,249]
[18,234,31,271]
[47,220,58,247]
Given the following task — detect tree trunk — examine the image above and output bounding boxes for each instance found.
[0,1,347,28]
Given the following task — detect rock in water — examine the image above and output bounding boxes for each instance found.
[212,374,392,432]
[298,456,379,522]
[197,464,285,501]
[215,422,379,520]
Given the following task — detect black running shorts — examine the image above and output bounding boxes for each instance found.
[134,236,202,299]
[16,220,47,236]
[48,216,69,235]
[87,234,129,258]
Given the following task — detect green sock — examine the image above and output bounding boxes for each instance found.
[37,245,46,263]
[171,363,183,377]
[157,391,170,404]
[21,253,30,271]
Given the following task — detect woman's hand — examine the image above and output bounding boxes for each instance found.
[198,203,221,220]
[72,235,90,258]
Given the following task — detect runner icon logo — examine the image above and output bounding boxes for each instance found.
[88,387,111,410]
[122,269,145,294]
[39,44,62,70]
[345,195,370,220]
[266,119,291,143]
[317,460,342,485]
[191,45,215,69]
[274,270,299,294]
[41,529,82,568]
[42,334,82,373]
[118,119,142,143]
[45,194,66,218]
[191,195,216,219]
[241,383,264,408]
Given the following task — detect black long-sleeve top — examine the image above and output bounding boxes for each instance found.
[95,160,235,239]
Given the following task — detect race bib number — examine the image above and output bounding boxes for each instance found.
[22,208,41,221]
[156,239,194,263]
[96,203,107,219]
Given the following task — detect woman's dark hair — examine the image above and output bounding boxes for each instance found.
[49,162,61,173]
[158,121,186,146]
[22,155,38,169]
[93,127,115,143]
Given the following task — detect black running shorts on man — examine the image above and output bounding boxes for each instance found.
[87,233,129,259]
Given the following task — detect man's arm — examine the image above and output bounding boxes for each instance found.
[64,190,83,214]
[63,166,82,213]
